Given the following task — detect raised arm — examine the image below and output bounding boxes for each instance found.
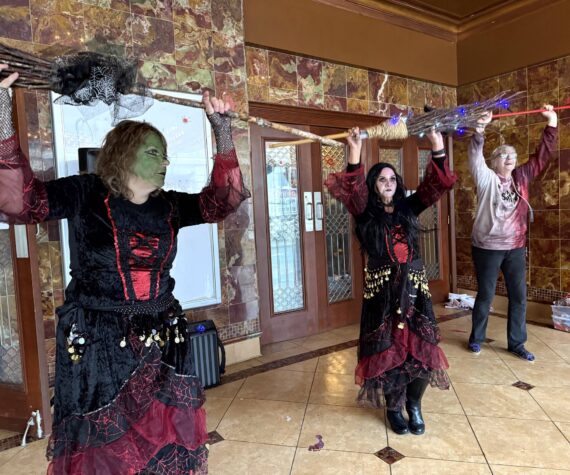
[0,67,48,223]
[514,105,558,183]
[407,128,457,215]
[324,127,369,216]
[191,91,250,224]
[467,111,494,187]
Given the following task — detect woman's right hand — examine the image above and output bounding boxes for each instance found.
[476,111,492,133]
[347,127,362,164]
[0,64,18,89]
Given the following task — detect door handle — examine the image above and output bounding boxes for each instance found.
[303,191,314,232]
[314,192,323,232]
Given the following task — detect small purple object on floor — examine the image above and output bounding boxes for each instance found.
[308,435,324,451]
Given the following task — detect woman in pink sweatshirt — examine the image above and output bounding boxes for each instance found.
[467,105,557,361]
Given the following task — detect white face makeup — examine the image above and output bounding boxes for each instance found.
[375,167,397,203]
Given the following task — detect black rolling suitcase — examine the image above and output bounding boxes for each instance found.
[187,320,226,388]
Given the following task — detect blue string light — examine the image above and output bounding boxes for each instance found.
[457,107,466,116]
[390,115,400,125]
[457,128,466,136]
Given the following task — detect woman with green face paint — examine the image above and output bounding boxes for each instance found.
[0,64,249,474]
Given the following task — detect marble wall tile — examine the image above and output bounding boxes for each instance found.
[472,77,500,101]
[138,61,177,90]
[173,0,211,29]
[323,62,346,98]
[297,58,323,108]
[225,228,256,267]
[408,79,426,108]
[368,71,388,103]
[528,179,559,210]
[530,267,560,290]
[530,239,560,268]
[81,0,129,11]
[441,86,456,108]
[211,0,242,37]
[457,84,474,105]
[346,67,368,100]
[132,14,175,64]
[368,101,390,117]
[246,47,268,86]
[527,60,559,95]
[499,69,527,93]
[213,31,245,75]
[227,264,258,305]
[561,210,570,239]
[176,66,214,92]
[559,118,570,150]
[499,126,528,157]
[530,210,560,239]
[561,241,570,269]
[32,10,85,46]
[0,1,32,42]
[174,23,213,69]
[562,269,570,289]
[455,237,472,263]
[130,0,172,20]
[247,84,269,102]
[527,90,559,125]
[268,87,298,106]
[426,83,443,108]
[455,212,475,238]
[560,150,570,209]
[215,72,247,113]
[387,75,408,105]
[268,51,297,90]
[347,98,368,114]
[324,95,346,112]
[83,5,130,53]
[558,86,570,121]
[192,305,230,329]
[31,0,84,16]
[496,96,528,128]
[229,299,259,323]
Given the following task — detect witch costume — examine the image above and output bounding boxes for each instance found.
[325,149,455,432]
[0,87,249,474]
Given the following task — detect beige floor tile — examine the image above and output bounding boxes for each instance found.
[454,383,549,420]
[388,413,485,463]
[224,359,263,375]
[556,421,570,441]
[237,369,314,403]
[505,361,570,387]
[298,404,386,453]
[204,396,233,432]
[1,439,49,475]
[548,342,570,362]
[490,337,566,364]
[446,357,517,385]
[0,445,23,469]
[528,325,570,345]
[391,457,492,474]
[217,398,305,446]
[207,440,296,475]
[206,379,245,398]
[256,346,310,364]
[530,387,570,422]
[439,336,499,360]
[329,323,360,340]
[261,340,303,355]
[291,448,390,474]
[490,466,570,474]
[316,347,358,375]
[422,385,465,415]
[309,372,360,407]
[300,333,348,351]
[469,416,570,469]
[281,357,319,373]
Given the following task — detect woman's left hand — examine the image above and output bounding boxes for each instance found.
[425,127,444,151]
[202,90,234,116]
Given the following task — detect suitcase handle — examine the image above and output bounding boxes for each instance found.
[217,336,226,374]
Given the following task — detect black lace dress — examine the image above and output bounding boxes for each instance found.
[0,93,248,473]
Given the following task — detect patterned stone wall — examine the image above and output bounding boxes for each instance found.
[454,59,570,301]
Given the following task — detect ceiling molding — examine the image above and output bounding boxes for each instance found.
[313,0,553,41]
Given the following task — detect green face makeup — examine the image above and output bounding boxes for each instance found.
[132,133,168,188]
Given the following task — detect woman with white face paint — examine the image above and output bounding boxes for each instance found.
[467,105,557,361]
[0,63,249,474]
[325,126,456,436]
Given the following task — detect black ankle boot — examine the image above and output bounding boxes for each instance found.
[406,378,429,435]
[386,410,409,435]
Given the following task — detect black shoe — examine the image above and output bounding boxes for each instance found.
[386,410,409,435]
[406,378,429,435]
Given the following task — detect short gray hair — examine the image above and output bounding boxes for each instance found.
[489,144,517,170]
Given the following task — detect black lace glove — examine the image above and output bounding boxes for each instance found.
[207,111,234,155]
[0,88,15,142]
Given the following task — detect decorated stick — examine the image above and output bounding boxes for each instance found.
[269,91,525,149]
[0,42,342,147]
[492,104,570,118]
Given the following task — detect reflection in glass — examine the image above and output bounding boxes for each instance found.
[266,144,304,313]
[322,145,352,303]
[0,229,23,384]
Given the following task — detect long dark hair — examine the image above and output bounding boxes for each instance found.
[355,162,419,258]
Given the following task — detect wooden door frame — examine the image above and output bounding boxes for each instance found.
[0,90,51,435]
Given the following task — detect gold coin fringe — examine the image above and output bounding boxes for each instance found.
[363,266,432,300]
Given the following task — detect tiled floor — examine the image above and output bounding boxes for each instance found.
[2,309,570,474]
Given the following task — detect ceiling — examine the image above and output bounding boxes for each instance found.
[314,0,550,39]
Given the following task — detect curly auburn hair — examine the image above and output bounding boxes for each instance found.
[96,120,167,199]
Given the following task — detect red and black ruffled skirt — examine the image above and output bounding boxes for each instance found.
[355,261,450,410]
[47,300,208,474]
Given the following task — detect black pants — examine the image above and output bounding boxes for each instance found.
[470,246,527,351]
